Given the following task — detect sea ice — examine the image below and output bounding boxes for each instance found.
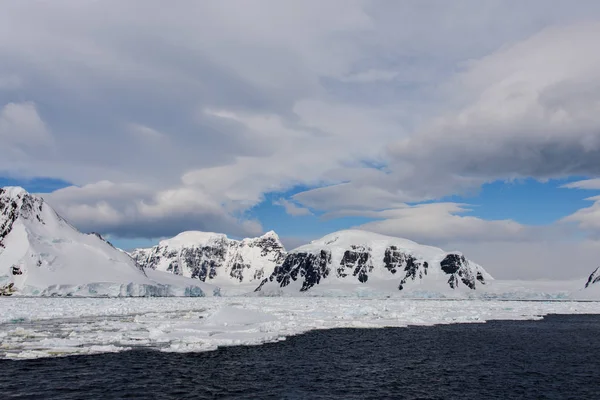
[1,297,599,359]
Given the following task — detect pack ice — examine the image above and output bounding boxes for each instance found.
[0,187,218,297]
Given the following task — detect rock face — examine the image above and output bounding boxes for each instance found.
[255,230,492,293]
[131,230,287,285]
[0,187,216,297]
[256,250,332,292]
[1,187,46,247]
[585,267,600,288]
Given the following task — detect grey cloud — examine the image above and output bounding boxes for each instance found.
[444,240,600,280]
[279,236,312,252]
[3,0,600,259]
[388,22,600,184]
[44,182,263,239]
[0,102,51,148]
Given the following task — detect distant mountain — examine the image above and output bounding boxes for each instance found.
[255,230,492,294]
[585,267,600,288]
[0,187,217,297]
[131,230,286,285]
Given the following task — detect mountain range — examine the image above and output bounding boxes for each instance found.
[0,186,598,298]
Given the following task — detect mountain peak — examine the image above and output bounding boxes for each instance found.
[0,186,29,199]
[159,231,228,248]
[256,229,492,293]
[303,229,442,257]
[1,186,47,247]
[133,230,287,284]
[260,230,279,240]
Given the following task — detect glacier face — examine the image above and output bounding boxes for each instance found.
[131,230,287,285]
[0,187,217,297]
[256,230,492,293]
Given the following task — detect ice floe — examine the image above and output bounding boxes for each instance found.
[1,297,599,359]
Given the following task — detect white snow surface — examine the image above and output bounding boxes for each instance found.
[0,187,218,297]
[1,297,599,359]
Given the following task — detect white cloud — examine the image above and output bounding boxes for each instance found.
[273,198,312,217]
[562,179,600,190]
[345,202,531,244]
[294,182,409,212]
[561,195,600,235]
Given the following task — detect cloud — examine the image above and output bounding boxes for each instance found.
[0,74,21,90]
[342,202,531,244]
[338,69,398,83]
[44,181,263,239]
[561,196,600,236]
[294,182,409,212]
[273,198,312,217]
[2,0,600,281]
[388,22,600,187]
[562,179,600,190]
[0,102,51,147]
[279,236,311,251]
[126,123,167,142]
[443,239,600,280]
[560,181,600,238]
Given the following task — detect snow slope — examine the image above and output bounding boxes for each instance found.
[0,187,218,297]
[131,230,286,285]
[256,229,492,295]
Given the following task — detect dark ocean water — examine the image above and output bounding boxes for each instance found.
[1,314,600,399]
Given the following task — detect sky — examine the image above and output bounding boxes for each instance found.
[2,0,600,280]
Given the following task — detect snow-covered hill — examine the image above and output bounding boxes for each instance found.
[0,187,218,297]
[255,230,493,295]
[131,230,286,286]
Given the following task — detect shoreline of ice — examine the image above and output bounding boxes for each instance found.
[2,297,600,360]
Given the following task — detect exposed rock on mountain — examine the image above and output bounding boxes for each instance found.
[0,187,217,297]
[255,230,492,293]
[131,230,286,285]
[585,267,600,288]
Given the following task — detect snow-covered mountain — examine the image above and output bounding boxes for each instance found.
[131,230,286,285]
[255,230,492,294]
[0,187,217,297]
[585,267,600,288]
